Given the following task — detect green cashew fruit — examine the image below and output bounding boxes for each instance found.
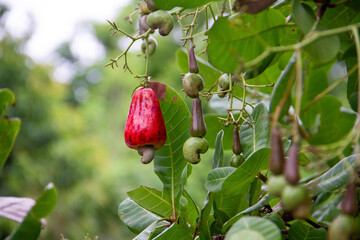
[328,214,356,240]
[218,73,230,90]
[182,73,204,98]
[146,10,174,36]
[183,137,209,164]
[281,185,308,211]
[141,37,157,56]
[230,154,245,168]
[267,174,287,198]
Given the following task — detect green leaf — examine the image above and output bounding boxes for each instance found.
[197,192,215,240]
[118,198,163,234]
[345,50,358,112]
[212,130,225,169]
[222,148,270,196]
[305,154,359,195]
[31,183,57,219]
[291,0,340,64]
[152,0,221,10]
[182,190,199,226]
[269,53,296,120]
[301,96,356,145]
[288,221,327,240]
[206,9,286,73]
[223,194,271,231]
[304,36,340,64]
[312,193,342,225]
[291,0,315,34]
[133,221,160,240]
[240,103,270,158]
[0,88,15,116]
[128,186,174,218]
[205,167,236,192]
[176,49,222,87]
[149,82,191,203]
[0,118,21,168]
[263,211,286,230]
[8,183,57,240]
[154,223,194,240]
[298,152,310,167]
[225,216,281,240]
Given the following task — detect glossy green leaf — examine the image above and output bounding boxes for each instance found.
[31,183,57,219]
[0,88,15,116]
[118,198,163,234]
[152,0,221,10]
[197,192,215,240]
[223,194,271,231]
[133,222,159,240]
[225,216,281,240]
[8,183,57,240]
[291,0,340,64]
[240,103,269,158]
[291,0,315,34]
[176,49,222,87]
[206,9,286,73]
[0,117,21,168]
[212,130,224,168]
[222,148,270,196]
[154,223,193,240]
[205,167,236,192]
[182,190,199,226]
[128,186,174,218]
[305,154,359,195]
[345,51,358,112]
[301,96,356,145]
[149,82,191,202]
[263,211,286,230]
[304,36,340,64]
[269,53,296,120]
[312,193,342,225]
[288,221,327,240]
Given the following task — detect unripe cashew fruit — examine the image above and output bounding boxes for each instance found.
[183,137,209,164]
[141,37,157,56]
[281,185,308,211]
[230,154,245,168]
[146,0,158,11]
[139,15,154,35]
[285,145,300,185]
[146,10,174,36]
[342,180,358,216]
[188,47,199,73]
[182,73,204,98]
[328,215,356,240]
[218,73,230,90]
[267,175,287,198]
[269,126,285,175]
[190,98,207,137]
[232,127,242,155]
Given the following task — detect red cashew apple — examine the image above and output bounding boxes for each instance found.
[124,87,167,164]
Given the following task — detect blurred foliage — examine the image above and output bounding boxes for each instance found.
[0,1,211,239]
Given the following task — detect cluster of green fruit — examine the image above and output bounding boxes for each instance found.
[267,126,359,240]
[182,47,209,164]
[138,0,174,56]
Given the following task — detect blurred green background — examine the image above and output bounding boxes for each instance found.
[0,1,223,239]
